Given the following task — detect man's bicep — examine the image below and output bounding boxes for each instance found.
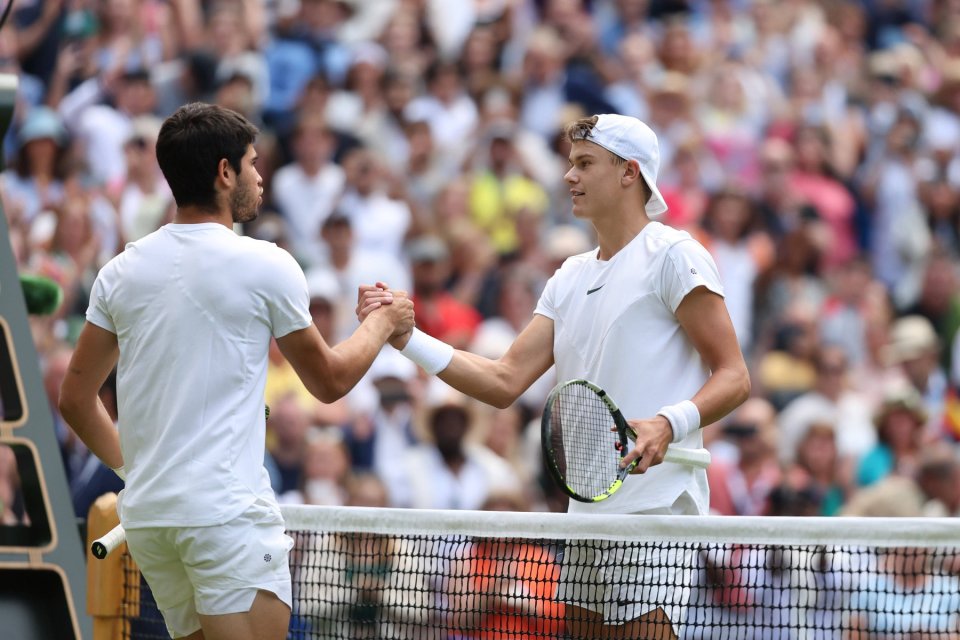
[63,322,119,398]
[675,287,742,371]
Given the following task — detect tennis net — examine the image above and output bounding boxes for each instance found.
[121,505,960,639]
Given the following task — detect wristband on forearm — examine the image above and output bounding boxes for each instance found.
[657,400,701,443]
[399,328,454,375]
[112,465,126,481]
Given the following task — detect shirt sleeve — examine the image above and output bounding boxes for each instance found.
[265,247,313,338]
[659,238,725,313]
[86,265,117,334]
[533,270,559,322]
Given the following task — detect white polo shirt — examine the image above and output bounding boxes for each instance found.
[86,223,312,528]
[535,221,724,515]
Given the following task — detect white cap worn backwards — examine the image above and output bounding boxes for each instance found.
[584,114,668,218]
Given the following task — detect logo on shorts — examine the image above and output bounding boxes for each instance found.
[264,553,272,563]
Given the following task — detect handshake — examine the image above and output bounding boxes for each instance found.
[355,281,414,349]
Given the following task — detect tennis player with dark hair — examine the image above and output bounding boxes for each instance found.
[359,114,750,639]
[59,102,414,640]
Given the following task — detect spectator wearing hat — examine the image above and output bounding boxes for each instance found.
[1,106,70,226]
[407,234,481,351]
[390,386,518,510]
[857,384,930,487]
[884,314,948,437]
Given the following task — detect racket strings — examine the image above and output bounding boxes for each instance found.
[550,383,622,499]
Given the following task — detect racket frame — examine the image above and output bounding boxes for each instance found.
[541,379,634,503]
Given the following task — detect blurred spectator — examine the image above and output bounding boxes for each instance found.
[337,146,412,261]
[2,106,70,225]
[58,67,158,195]
[856,384,929,488]
[755,302,821,410]
[314,211,410,342]
[281,427,352,507]
[266,394,311,497]
[696,188,774,352]
[915,441,960,517]
[883,314,948,437]
[777,344,876,466]
[391,387,518,510]
[783,419,853,517]
[296,471,434,638]
[407,234,481,351]
[788,124,858,271]
[449,489,566,639]
[707,398,781,516]
[345,348,420,492]
[860,109,931,309]
[117,115,172,242]
[818,256,878,367]
[468,122,550,256]
[272,112,345,266]
[405,59,478,163]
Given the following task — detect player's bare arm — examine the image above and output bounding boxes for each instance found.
[357,283,555,408]
[58,322,123,470]
[279,290,414,403]
[622,286,750,474]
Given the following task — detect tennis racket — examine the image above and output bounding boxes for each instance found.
[541,379,711,503]
[92,403,272,559]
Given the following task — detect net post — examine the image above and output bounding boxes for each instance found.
[86,492,137,640]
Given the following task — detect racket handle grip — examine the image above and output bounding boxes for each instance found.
[663,446,711,469]
[91,523,127,560]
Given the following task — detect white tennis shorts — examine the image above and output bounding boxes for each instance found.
[125,496,293,638]
[557,491,697,626]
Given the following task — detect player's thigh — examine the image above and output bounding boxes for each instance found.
[179,498,293,624]
[198,589,290,640]
[566,604,677,640]
[125,528,204,639]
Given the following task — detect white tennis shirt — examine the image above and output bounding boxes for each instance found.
[535,221,725,515]
[87,223,312,528]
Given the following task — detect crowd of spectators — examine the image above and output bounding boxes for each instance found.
[6,0,960,522]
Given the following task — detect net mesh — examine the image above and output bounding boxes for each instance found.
[120,506,960,639]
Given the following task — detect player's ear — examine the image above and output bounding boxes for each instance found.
[216,158,233,186]
[621,159,642,187]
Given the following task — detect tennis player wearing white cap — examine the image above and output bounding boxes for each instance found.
[359,113,749,638]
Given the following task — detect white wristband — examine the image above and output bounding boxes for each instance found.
[657,400,701,443]
[399,328,454,375]
[112,465,126,481]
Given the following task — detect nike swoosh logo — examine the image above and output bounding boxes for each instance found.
[586,285,605,295]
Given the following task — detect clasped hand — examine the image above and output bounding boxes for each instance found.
[357,281,414,347]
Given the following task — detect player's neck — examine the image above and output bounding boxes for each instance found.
[173,206,234,229]
[593,209,650,261]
